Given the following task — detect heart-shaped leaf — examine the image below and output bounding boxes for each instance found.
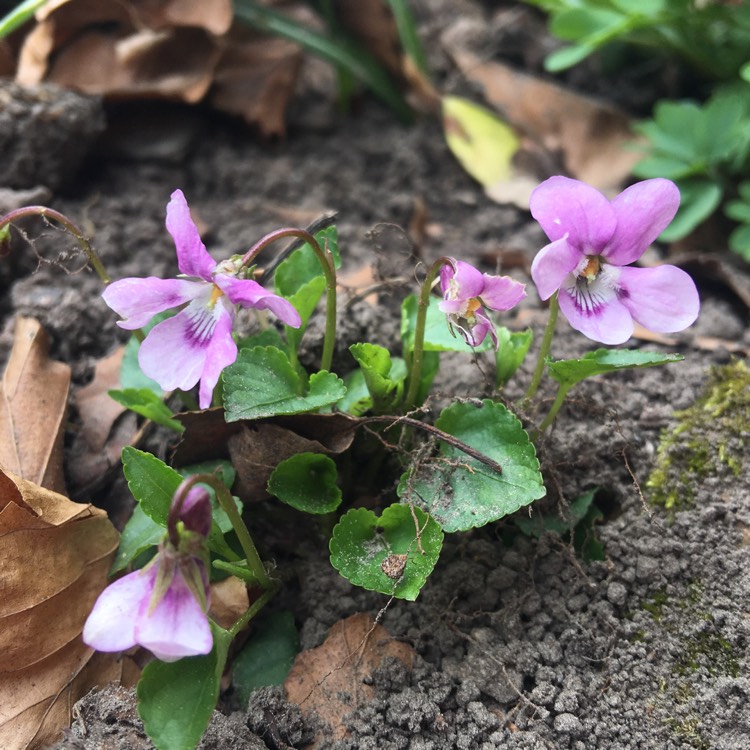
[267,452,342,514]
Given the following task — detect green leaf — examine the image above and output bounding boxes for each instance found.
[545,43,598,72]
[401,294,493,353]
[546,349,684,389]
[238,328,285,351]
[729,223,750,261]
[137,624,232,750]
[122,447,183,527]
[442,96,520,189]
[267,453,342,514]
[337,368,373,416]
[329,503,443,601]
[514,488,598,538]
[274,226,340,298]
[108,389,184,433]
[658,179,722,241]
[0,0,46,38]
[232,612,299,706]
[349,343,407,411]
[110,503,164,575]
[398,401,544,532]
[550,8,624,42]
[495,328,533,387]
[222,346,346,421]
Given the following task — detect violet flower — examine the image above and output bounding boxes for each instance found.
[530,176,700,345]
[439,259,526,347]
[102,190,301,408]
[83,486,212,662]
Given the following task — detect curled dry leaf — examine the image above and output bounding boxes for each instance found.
[0,469,124,750]
[16,0,232,102]
[446,46,642,194]
[284,612,414,747]
[0,317,70,495]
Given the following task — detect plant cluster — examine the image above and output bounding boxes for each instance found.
[0,175,700,749]
[523,0,750,258]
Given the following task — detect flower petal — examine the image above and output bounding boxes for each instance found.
[102,278,203,330]
[615,264,700,333]
[447,261,486,300]
[214,274,301,328]
[135,569,212,662]
[530,176,616,252]
[558,280,634,345]
[82,569,153,653]
[479,275,526,311]
[138,294,221,393]
[530,236,583,301]
[166,189,216,281]
[197,302,237,409]
[604,179,680,265]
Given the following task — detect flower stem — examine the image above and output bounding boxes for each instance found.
[403,256,454,411]
[228,582,279,639]
[525,292,559,401]
[0,205,111,284]
[242,227,337,372]
[536,382,571,434]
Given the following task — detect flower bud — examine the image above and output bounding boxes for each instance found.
[177,485,212,537]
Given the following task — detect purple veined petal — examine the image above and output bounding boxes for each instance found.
[82,568,155,653]
[472,309,496,348]
[479,274,526,311]
[615,264,700,333]
[138,292,221,393]
[135,568,212,662]
[447,261,486,300]
[438,258,459,295]
[530,176,617,253]
[530,236,583,301]
[604,179,681,266]
[214,274,301,328]
[197,302,237,409]
[166,189,216,281]
[558,278,634,345]
[102,278,204,330]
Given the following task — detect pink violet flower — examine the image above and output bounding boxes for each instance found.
[102,189,302,408]
[439,259,526,347]
[83,486,213,662]
[529,176,700,345]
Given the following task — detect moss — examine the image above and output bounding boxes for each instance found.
[675,631,740,678]
[641,589,669,622]
[647,360,750,510]
[664,715,711,750]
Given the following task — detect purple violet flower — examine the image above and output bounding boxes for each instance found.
[530,176,700,345]
[439,259,526,347]
[102,189,302,408]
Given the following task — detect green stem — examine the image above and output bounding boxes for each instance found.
[525,292,559,401]
[211,479,273,591]
[242,228,337,373]
[228,583,279,638]
[0,205,111,284]
[403,256,453,411]
[536,382,571,434]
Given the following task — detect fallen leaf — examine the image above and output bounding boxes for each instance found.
[442,95,520,190]
[446,46,642,193]
[0,317,70,495]
[67,346,140,495]
[209,24,303,137]
[0,468,124,749]
[209,576,249,631]
[284,613,414,746]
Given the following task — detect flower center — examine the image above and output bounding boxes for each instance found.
[579,256,601,282]
[209,285,225,308]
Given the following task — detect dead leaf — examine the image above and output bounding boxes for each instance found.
[446,46,642,193]
[0,317,70,495]
[67,346,140,496]
[0,468,124,749]
[209,24,303,137]
[208,576,249,631]
[285,613,414,746]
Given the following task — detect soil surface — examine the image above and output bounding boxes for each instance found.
[3,2,750,749]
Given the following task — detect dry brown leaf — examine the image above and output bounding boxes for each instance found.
[285,613,414,746]
[67,346,139,495]
[0,317,70,495]
[0,468,124,749]
[210,24,302,137]
[16,0,226,102]
[208,576,250,631]
[447,47,642,193]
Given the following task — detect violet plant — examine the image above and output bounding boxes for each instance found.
[0,175,700,750]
